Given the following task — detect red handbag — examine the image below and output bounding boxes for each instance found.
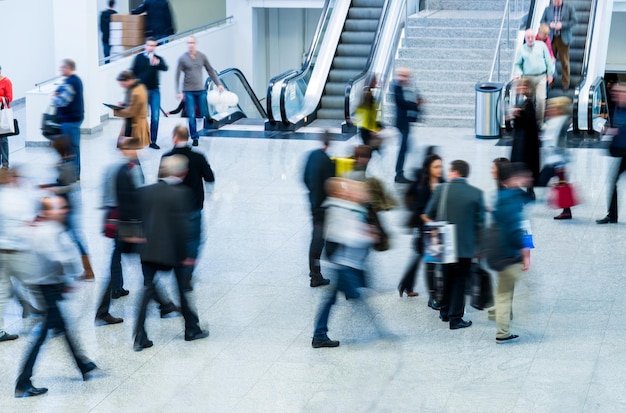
[103,207,119,238]
[548,183,579,209]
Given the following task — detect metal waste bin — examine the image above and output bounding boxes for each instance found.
[475,82,503,139]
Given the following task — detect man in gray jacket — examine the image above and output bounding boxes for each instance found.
[541,0,577,90]
[175,36,224,146]
[424,160,485,330]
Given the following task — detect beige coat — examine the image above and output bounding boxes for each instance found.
[114,81,150,148]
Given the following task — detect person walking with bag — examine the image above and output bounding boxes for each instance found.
[0,65,14,168]
[491,162,532,343]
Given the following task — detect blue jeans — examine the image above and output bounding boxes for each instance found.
[313,265,364,339]
[147,89,161,143]
[395,127,410,178]
[61,121,82,178]
[184,91,208,140]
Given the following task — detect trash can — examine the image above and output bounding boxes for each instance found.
[475,82,503,139]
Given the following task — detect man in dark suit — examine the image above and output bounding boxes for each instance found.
[162,125,214,290]
[134,155,208,351]
[131,37,168,149]
[99,0,117,62]
[131,0,175,41]
[303,133,335,287]
[424,160,485,330]
[393,67,422,183]
[541,0,577,90]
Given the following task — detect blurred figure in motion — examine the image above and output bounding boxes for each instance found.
[597,84,626,224]
[399,152,444,305]
[356,74,383,150]
[312,178,377,348]
[393,67,423,183]
[134,155,208,352]
[162,125,215,292]
[0,168,39,342]
[303,133,335,287]
[509,78,540,200]
[39,136,95,281]
[15,196,98,398]
[491,162,532,344]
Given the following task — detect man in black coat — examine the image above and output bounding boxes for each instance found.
[131,37,168,149]
[134,155,208,351]
[303,133,335,287]
[393,67,422,183]
[99,0,117,62]
[162,125,214,290]
[131,0,175,41]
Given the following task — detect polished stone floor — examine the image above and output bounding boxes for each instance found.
[1,111,626,412]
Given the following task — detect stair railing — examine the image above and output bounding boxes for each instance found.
[488,0,511,82]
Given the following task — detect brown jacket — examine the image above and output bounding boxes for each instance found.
[114,81,150,148]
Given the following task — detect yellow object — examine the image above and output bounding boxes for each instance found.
[331,157,355,177]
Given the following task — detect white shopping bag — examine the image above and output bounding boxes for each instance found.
[0,97,14,134]
[423,221,457,264]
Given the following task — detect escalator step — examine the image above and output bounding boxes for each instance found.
[328,70,362,82]
[348,7,384,20]
[332,56,368,70]
[344,19,379,32]
[320,96,345,109]
[336,44,372,56]
[324,82,348,95]
[351,0,385,7]
[316,108,344,120]
[341,31,376,44]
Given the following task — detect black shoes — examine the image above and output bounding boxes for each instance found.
[394,176,414,184]
[0,330,18,342]
[428,298,440,310]
[149,143,160,150]
[496,334,520,344]
[310,274,330,287]
[81,362,99,381]
[439,314,449,322]
[192,139,199,147]
[312,336,340,348]
[15,386,48,398]
[95,313,124,325]
[160,303,181,318]
[554,212,572,220]
[133,334,154,352]
[450,319,472,330]
[596,216,617,224]
[112,288,129,299]
[184,330,209,342]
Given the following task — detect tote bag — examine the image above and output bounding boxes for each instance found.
[0,97,15,135]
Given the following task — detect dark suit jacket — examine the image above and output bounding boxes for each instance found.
[131,53,168,90]
[540,2,577,45]
[116,161,144,221]
[140,181,193,267]
[393,81,420,131]
[303,148,334,211]
[131,0,175,37]
[425,178,485,258]
[162,146,214,211]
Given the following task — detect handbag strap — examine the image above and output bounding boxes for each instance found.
[436,183,450,221]
[0,97,9,109]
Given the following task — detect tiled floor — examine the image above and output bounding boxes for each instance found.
[2,110,626,412]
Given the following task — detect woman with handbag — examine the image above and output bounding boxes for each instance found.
[398,153,444,308]
[0,65,13,168]
[355,74,383,150]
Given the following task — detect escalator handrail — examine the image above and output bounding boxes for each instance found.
[525,0,537,30]
[263,0,333,124]
[266,69,297,122]
[343,0,392,125]
[588,76,608,133]
[205,67,268,118]
[572,0,599,133]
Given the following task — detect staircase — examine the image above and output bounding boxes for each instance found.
[316,0,384,120]
[395,1,529,128]
[548,0,592,98]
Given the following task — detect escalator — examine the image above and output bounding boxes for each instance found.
[503,0,613,134]
[203,68,267,130]
[266,0,404,133]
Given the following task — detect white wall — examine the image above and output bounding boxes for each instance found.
[606,12,626,72]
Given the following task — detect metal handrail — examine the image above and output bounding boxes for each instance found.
[489,0,510,82]
[573,0,599,133]
[264,0,333,124]
[343,0,392,124]
[205,67,268,119]
[97,16,234,66]
[34,76,62,90]
[588,76,608,134]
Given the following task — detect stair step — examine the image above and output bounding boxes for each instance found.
[414,80,477,94]
[422,92,475,105]
[324,82,347,95]
[397,58,513,72]
[332,56,368,70]
[421,115,475,128]
[352,0,385,7]
[405,26,518,39]
[317,108,344,120]
[320,96,345,109]
[424,103,476,118]
[344,19,379,32]
[328,69,362,82]
[348,7,384,20]
[433,0,527,11]
[412,69,496,83]
[341,31,376,44]
[404,37,510,50]
[398,47,494,60]
[337,44,372,56]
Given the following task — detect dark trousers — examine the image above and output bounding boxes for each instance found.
[309,208,326,277]
[134,263,200,339]
[608,157,626,220]
[439,258,472,324]
[17,284,92,389]
[395,127,410,177]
